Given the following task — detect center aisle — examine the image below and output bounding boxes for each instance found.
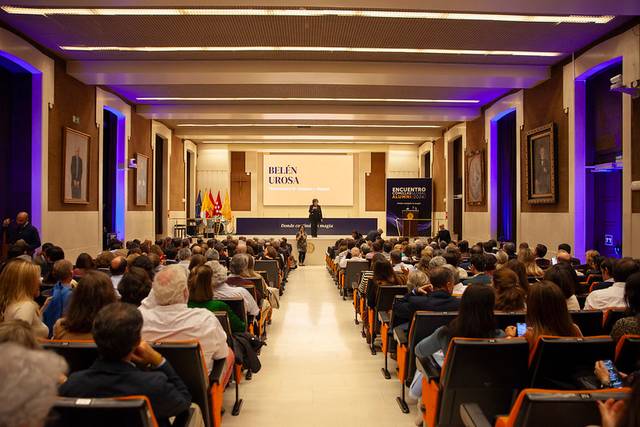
[223,265,416,427]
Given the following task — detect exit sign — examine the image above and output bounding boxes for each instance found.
[604,235,613,246]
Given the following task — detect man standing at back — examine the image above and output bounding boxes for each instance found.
[2,212,41,254]
[436,224,451,244]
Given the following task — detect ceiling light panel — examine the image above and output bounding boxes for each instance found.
[176,123,441,128]
[1,6,614,24]
[136,97,479,104]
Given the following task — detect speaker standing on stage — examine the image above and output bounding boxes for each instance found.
[308,199,323,238]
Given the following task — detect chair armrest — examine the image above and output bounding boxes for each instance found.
[393,327,408,346]
[416,356,441,383]
[459,403,493,427]
[378,311,391,324]
[208,357,228,385]
[172,407,196,427]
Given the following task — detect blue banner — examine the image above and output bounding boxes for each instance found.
[386,178,432,236]
[236,218,378,236]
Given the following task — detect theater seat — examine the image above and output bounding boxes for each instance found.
[340,260,369,300]
[46,396,159,427]
[41,340,98,373]
[421,338,529,427]
[368,285,407,356]
[615,334,640,373]
[378,295,405,379]
[394,311,457,413]
[460,388,631,427]
[528,336,615,389]
[602,308,628,334]
[569,310,604,336]
[213,311,243,416]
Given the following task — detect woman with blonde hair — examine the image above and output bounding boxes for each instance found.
[241,255,279,309]
[0,259,48,338]
[517,248,544,279]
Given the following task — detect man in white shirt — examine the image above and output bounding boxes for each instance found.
[584,258,638,310]
[208,261,260,317]
[109,256,127,292]
[390,250,416,273]
[339,247,365,269]
[138,265,230,372]
[176,248,191,274]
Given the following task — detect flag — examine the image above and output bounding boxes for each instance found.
[200,189,211,218]
[222,190,233,221]
[195,190,202,218]
[206,190,215,218]
[213,191,222,216]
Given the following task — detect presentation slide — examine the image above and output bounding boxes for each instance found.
[263,153,353,206]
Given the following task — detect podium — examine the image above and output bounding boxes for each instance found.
[395,218,432,238]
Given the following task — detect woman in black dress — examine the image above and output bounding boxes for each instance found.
[308,199,323,237]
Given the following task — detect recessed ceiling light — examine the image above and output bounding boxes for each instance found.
[1,6,614,24]
[137,96,479,104]
[176,123,441,128]
[60,45,562,57]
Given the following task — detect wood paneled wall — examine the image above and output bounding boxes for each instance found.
[465,115,487,212]
[230,151,251,211]
[521,65,569,213]
[365,152,386,211]
[170,135,185,212]
[128,112,152,211]
[633,96,640,213]
[48,59,99,211]
[432,138,446,212]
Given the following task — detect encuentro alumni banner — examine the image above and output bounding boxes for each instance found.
[386,178,432,236]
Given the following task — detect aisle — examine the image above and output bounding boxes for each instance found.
[223,265,416,427]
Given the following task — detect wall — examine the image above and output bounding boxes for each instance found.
[128,112,152,212]
[169,135,185,212]
[431,137,446,227]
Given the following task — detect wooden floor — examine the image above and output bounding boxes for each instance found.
[222,265,417,426]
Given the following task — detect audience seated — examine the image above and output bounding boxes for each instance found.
[42,259,74,335]
[188,264,246,333]
[610,271,640,342]
[558,243,581,267]
[59,303,194,427]
[493,268,526,312]
[0,342,68,427]
[0,259,48,338]
[53,271,118,340]
[0,319,42,349]
[585,257,639,311]
[366,258,406,309]
[406,270,429,293]
[117,266,152,307]
[139,265,232,373]
[544,264,581,310]
[593,257,616,291]
[503,259,531,295]
[462,254,492,285]
[518,247,544,280]
[73,252,95,278]
[517,281,582,345]
[208,260,260,317]
[109,256,127,292]
[534,243,551,270]
[392,267,460,330]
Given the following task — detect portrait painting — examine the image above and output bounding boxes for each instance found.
[465,149,485,206]
[63,128,90,204]
[525,123,557,204]
[136,153,149,206]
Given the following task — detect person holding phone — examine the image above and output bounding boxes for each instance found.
[296,225,308,266]
[308,198,323,238]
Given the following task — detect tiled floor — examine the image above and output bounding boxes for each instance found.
[222,265,417,427]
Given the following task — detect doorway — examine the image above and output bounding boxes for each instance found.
[423,151,431,178]
[452,137,463,240]
[496,110,517,243]
[186,150,194,217]
[585,62,623,257]
[102,109,118,248]
[155,135,166,236]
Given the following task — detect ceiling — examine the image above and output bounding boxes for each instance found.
[0,1,637,145]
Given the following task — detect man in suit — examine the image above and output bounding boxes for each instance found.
[462,254,493,286]
[436,224,451,244]
[59,303,193,427]
[2,211,41,254]
[70,147,83,199]
[366,228,383,242]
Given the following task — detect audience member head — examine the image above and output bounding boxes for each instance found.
[351,247,361,258]
[389,250,402,265]
[458,240,469,254]
[0,342,68,427]
[503,242,516,257]
[229,253,249,275]
[110,256,127,276]
[446,284,496,338]
[556,250,571,264]
[470,254,487,273]
[92,303,143,362]
[177,247,192,262]
[600,258,614,281]
[152,265,189,306]
[61,271,117,333]
[191,245,204,256]
[535,244,548,258]
[205,248,220,261]
[543,263,577,299]
[164,246,178,261]
[95,251,116,269]
[382,241,393,254]
[443,250,460,268]
[429,266,454,293]
[0,260,40,318]
[206,261,228,290]
[131,255,155,280]
[188,254,206,271]
[188,265,214,302]
[52,259,73,284]
[558,243,572,254]
[442,264,461,285]
[429,255,446,269]
[492,268,526,311]
[406,270,429,292]
[45,245,65,263]
[624,272,640,316]
[117,266,152,306]
[518,248,543,277]
[373,260,397,284]
[495,250,509,268]
[526,281,579,340]
[0,319,41,349]
[503,260,529,294]
[613,257,640,283]
[585,250,600,269]
[74,252,95,271]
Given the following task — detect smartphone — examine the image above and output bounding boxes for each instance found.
[552,257,558,265]
[603,360,624,388]
[516,323,527,337]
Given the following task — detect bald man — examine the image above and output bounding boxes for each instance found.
[2,212,41,253]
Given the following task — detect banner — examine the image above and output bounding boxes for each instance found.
[236,217,377,236]
[386,178,432,236]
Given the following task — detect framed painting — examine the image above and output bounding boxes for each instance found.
[465,149,485,206]
[135,153,149,206]
[525,123,557,204]
[63,127,90,204]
